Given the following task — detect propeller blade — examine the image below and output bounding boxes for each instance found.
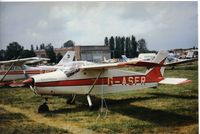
[23,78,33,85]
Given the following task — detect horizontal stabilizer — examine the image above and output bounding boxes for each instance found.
[159,78,191,85]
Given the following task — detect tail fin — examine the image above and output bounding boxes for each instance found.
[103,57,107,62]
[57,51,75,66]
[145,51,168,82]
[152,50,168,64]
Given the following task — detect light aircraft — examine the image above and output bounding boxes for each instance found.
[23,51,193,113]
[0,51,75,87]
[122,53,156,62]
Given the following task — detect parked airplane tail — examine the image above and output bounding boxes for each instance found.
[57,51,75,66]
[145,51,191,85]
[145,51,168,82]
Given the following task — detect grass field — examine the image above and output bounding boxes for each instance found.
[0,62,198,134]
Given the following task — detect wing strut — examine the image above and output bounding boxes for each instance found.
[0,62,15,82]
[86,70,104,107]
[87,70,103,95]
[0,56,21,82]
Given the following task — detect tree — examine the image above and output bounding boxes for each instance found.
[121,36,125,55]
[109,36,115,58]
[131,35,138,58]
[31,44,34,51]
[114,36,121,58]
[40,43,45,49]
[6,42,24,60]
[21,49,35,58]
[138,39,148,53]
[63,40,75,48]
[0,49,6,61]
[36,45,39,50]
[45,44,56,63]
[30,44,36,57]
[125,37,131,57]
[104,37,109,46]
[106,35,148,58]
[56,53,63,63]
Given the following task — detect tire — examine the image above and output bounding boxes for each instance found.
[38,103,49,113]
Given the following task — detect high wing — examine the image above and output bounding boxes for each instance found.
[0,57,50,83]
[80,51,168,70]
[25,58,50,64]
[80,56,196,70]
[79,58,195,70]
[0,57,45,66]
[80,61,161,70]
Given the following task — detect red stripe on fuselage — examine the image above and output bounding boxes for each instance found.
[35,74,163,87]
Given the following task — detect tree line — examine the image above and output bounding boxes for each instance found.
[0,37,150,62]
[104,35,149,58]
[0,40,76,63]
[0,42,63,63]
[0,42,36,61]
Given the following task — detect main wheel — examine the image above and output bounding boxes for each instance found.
[38,103,49,113]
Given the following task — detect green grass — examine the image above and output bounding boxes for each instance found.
[0,62,198,133]
[0,108,69,134]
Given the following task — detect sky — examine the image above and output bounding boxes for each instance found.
[0,1,198,50]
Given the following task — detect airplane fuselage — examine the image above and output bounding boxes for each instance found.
[33,68,162,96]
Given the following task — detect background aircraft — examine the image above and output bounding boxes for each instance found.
[23,51,192,113]
[122,53,156,62]
[0,51,75,87]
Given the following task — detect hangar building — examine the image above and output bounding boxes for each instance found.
[35,45,110,63]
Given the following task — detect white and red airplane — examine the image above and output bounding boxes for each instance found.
[0,51,75,87]
[23,51,193,113]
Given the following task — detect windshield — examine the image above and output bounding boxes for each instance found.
[59,61,95,77]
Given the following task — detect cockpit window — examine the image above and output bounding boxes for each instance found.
[58,61,95,77]
[64,68,80,77]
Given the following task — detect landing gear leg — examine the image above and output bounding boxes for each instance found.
[66,94,76,105]
[87,95,95,110]
[38,98,49,113]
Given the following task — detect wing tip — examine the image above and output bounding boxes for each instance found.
[178,80,192,85]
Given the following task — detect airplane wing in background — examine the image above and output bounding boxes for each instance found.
[25,58,50,64]
[164,58,197,66]
[0,57,47,66]
[79,58,196,76]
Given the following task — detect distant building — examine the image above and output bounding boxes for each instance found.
[35,45,110,62]
[79,46,110,62]
[35,47,75,58]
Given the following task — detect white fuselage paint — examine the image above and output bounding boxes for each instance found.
[33,69,158,95]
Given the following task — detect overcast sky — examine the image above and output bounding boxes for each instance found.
[0,1,198,50]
